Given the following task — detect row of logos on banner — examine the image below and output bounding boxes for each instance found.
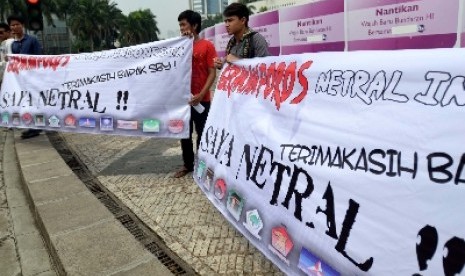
[194,159,340,276]
[0,112,185,134]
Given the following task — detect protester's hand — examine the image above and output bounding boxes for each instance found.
[214,54,239,69]
[189,94,203,106]
[225,54,239,63]
[213,57,224,69]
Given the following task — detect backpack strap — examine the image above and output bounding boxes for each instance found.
[225,36,235,56]
[226,31,258,58]
[248,32,257,58]
[243,31,257,58]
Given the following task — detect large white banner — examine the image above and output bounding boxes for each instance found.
[194,48,465,275]
[0,37,192,137]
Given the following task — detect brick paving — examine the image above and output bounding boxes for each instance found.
[60,133,283,275]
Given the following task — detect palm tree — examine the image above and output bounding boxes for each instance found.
[2,0,161,51]
[55,0,80,52]
[40,0,63,27]
[55,0,79,21]
[0,0,66,29]
[99,0,125,49]
[239,0,256,15]
[119,9,159,46]
[68,0,107,51]
[0,0,26,22]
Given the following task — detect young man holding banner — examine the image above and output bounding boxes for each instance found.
[214,2,269,69]
[8,15,42,139]
[0,23,13,84]
[174,10,217,178]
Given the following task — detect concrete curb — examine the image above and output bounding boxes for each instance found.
[13,131,173,276]
[2,129,58,276]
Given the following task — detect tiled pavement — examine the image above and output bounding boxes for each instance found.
[59,133,282,275]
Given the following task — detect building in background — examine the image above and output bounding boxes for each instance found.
[35,17,71,55]
[208,0,229,14]
[250,0,317,11]
[191,0,205,14]
[190,0,229,16]
[192,0,317,15]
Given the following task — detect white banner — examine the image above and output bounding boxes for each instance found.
[194,48,465,275]
[0,37,193,138]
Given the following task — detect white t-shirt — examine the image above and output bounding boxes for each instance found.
[0,38,13,81]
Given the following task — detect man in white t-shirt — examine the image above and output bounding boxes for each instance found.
[0,22,13,84]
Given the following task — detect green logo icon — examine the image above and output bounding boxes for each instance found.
[1,112,9,125]
[143,119,160,132]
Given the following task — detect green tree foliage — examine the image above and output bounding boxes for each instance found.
[258,6,268,13]
[0,0,62,27]
[0,0,26,22]
[100,0,126,49]
[201,13,223,30]
[119,9,160,47]
[238,0,256,15]
[68,0,108,51]
[1,0,161,52]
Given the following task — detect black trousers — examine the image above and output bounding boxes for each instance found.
[181,102,210,171]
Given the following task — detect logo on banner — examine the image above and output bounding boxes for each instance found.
[100,116,114,131]
[204,168,214,191]
[214,178,227,200]
[226,189,245,221]
[21,113,33,126]
[64,114,77,128]
[143,119,160,132]
[1,112,9,126]
[269,225,294,265]
[12,113,20,126]
[196,160,207,181]
[298,247,339,276]
[243,209,263,240]
[116,120,138,130]
[79,117,96,128]
[168,119,184,134]
[48,115,60,128]
[34,114,46,127]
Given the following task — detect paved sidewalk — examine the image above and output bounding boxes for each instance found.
[59,132,282,275]
[0,129,57,276]
[12,131,173,276]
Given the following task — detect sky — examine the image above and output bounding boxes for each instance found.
[113,0,190,39]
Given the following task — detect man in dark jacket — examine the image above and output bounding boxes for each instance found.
[8,15,42,139]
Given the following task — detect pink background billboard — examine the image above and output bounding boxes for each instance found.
[214,23,231,57]
[204,26,215,46]
[462,2,465,47]
[348,0,459,50]
[249,10,280,56]
[279,0,344,55]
